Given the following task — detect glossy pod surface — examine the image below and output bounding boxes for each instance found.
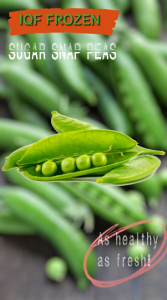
[2,113,164,186]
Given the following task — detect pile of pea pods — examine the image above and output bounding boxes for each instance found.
[0,0,167,290]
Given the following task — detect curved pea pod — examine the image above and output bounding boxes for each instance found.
[0,119,52,150]
[0,186,96,290]
[8,92,51,130]
[126,32,167,105]
[51,111,97,133]
[18,152,138,182]
[17,130,137,165]
[109,48,167,151]
[97,156,161,185]
[132,0,161,39]
[0,56,86,119]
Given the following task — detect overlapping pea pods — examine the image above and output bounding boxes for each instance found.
[2,112,164,185]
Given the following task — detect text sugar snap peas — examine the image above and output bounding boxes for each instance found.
[2,112,165,186]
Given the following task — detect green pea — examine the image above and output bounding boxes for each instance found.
[42,161,57,176]
[45,257,67,282]
[92,153,107,167]
[61,157,76,173]
[76,155,91,171]
[127,240,150,261]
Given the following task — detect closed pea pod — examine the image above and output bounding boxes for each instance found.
[109,48,167,150]
[0,56,86,119]
[97,156,161,185]
[0,186,96,290]
[132,0,161,39]
[125,31,167,105]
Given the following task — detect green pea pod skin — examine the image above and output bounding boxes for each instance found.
[19,152,138,182]
[8,93,51,130]
[0,57,85,119]
[0,187,96,289]
[126,32,167,105]
[129,145,165,157]
[110,48,167,150]
[17,130,136,166]
[51,111,97,133]
[2,160,89,220]
[97,156,161,185]
[48,33,97,106]
[3,146,30,171]
[132,0,161,39]
[85,68,133,136]
[0,209,35,235]
[0,119,52,150]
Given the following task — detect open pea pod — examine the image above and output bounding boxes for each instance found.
[96,156,161,185]
[18,152,138,182]
[2,112,165,185]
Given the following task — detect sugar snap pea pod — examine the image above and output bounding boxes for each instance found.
[129,145,165,156]
[48,33,97,106]
[0,119,52,149]
[109,48,167,150]
[6,31,33,69]
[59,182,147,224]
[89,0,127,31]
[2,162,90,220]
[18,152,138,182]
[97,156,161,185]
[0,57,86,119]
[132,0,161,39]
[125,31,167,105]
[0,208,35,235]
[133,174,163,208]
[148,41,167,59]
[0,186,96,289]
[26,33,58,82]
[16,130,137,166]
[51,111,97,133]
[8,92,51,130]
[85,68,133,136]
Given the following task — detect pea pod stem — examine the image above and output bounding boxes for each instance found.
[0,186,96,290]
